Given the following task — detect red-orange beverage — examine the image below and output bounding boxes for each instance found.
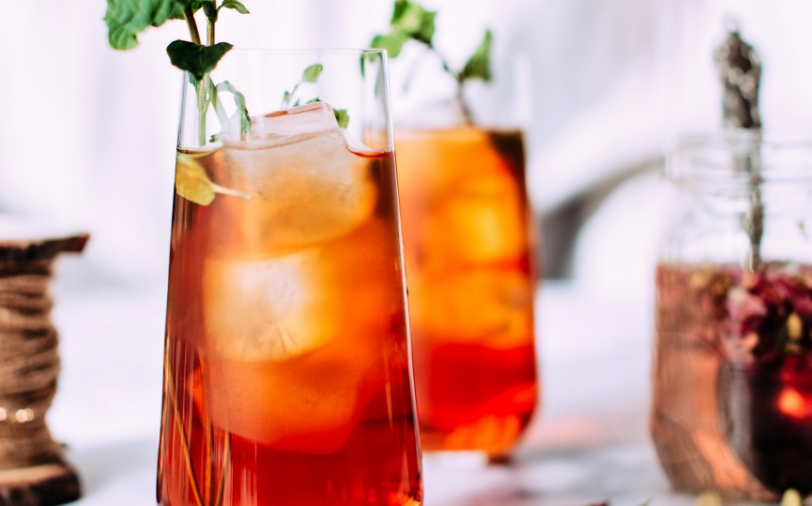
[395,127,538,455]
[158,104,422,506]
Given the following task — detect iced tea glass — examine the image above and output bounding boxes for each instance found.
[158,49,422,506]
[393,60,539,457]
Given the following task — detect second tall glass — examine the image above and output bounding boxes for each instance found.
[394,59,539,457]
[158,49,422,506]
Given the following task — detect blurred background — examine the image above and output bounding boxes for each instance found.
[2,0,812,503]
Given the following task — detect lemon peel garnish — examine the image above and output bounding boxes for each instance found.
[175,153,251,206]
[695,490,722,506]
[781,489,802,506]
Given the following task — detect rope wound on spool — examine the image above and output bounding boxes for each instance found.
[0,234,86,475]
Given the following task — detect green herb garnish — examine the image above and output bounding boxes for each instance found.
[371,0,493,124]
[280,64,324,109]
[333,109,350,129]
[175,153,251,206]
[279,65,350,129]
[105,0,252,146]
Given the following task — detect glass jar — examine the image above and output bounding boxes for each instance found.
[652,131,812,500]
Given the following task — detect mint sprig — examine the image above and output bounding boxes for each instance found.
[279,65,350,129]
[371,0,436,58]
[104,0,252,146]
[371,0,493,124]
[280,64,324,109]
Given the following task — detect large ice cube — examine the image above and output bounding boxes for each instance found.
[249,102,340,141]
[219,103,377,254]
[203,249,339,362]
[423,171,525,271]
[409,268,533,349]
[202,219,404,452]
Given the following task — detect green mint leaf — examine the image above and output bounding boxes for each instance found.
[306,97,321,104]
[189,0,206,12]
[293,99,301,107]
[104,0,186,50]
[302,64,324,84]
[221,0,249,14]
[215,80,251,135]
[412,10,436,45]
[460,29,492,82]
[202,1,218,21]
[390,1,427,33]
[371,32,410,58]
[391,0,408,24]
[333,109,349,129]
[371,0,436,57]
[167,40,233,81]
[282,90,291,103]
[394,2,424,33]
[390,1,435,44]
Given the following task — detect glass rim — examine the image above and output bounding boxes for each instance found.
[227,48,387,57]
[676,130,812,150]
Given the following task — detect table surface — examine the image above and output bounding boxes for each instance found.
[64,439,695,506]
[42,267,693,506]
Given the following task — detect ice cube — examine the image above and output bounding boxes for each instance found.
[202,219,404,452]
[248,102,340,144]
[220,103,377,253]
[423,171,526,271]
[203,249,340,362]
[207,340,378,454]
[409,268,533,349]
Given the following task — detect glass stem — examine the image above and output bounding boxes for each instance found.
[184,6,202,45]
[455,76,474,126]
[197,78,208,147]
[430,44,474,125]
[184,7,208,146]
[209,79,229,126]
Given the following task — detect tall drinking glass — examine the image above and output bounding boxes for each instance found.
[393,57,539,457]
[157,49,422,506]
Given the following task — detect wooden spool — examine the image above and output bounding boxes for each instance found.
[0,232,88,506]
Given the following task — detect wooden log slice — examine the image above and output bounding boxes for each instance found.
[0,463,80,506]
[0,235,88,265]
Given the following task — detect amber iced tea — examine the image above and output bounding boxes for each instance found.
[158,104,422,506]
[395,127,538,455]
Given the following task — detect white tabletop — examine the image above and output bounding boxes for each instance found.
[45,271,677,505]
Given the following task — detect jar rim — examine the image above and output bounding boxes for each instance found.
[667,130,812,186]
